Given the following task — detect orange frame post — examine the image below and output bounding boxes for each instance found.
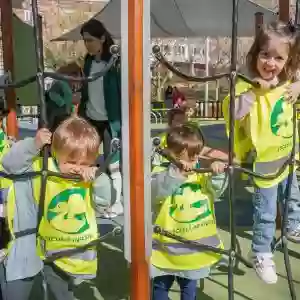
[0,0,18,138]
[128,0,150,299]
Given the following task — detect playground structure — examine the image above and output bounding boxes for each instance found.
[0,0,299,300]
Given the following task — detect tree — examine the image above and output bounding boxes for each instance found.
[39,0,97,69]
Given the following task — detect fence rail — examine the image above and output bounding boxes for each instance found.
[151,100,224,124]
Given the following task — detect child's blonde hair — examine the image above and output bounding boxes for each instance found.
[247,21,300,82]
[51,116,100,162]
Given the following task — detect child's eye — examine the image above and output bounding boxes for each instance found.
[276,56,284,60]
[260,51,269,57]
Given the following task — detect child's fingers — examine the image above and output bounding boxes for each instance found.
[80,167,96,182]
[44,134,52,144]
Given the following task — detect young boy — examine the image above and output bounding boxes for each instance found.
[151,124,226,299]
[152,108,229,170]
[0,116,113,300]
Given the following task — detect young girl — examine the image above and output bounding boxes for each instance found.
[0,116,113,300]
[151,124,226,299]
[223,21,300,284]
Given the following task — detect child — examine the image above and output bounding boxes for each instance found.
[222,21,300,284]
[152,108,229,170]
[151,124,226,299]
[0,116,113,300]
[45,62,82,132]
[160,108,187,148]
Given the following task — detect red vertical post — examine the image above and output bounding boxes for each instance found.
[278,0,290,23]
[255,12,264,36]
[128,0,150,299]
[0,0,18,138]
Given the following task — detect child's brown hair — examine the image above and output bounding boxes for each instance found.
[52,116,100,163]
[247,21,300,82]
[166,123,204,159]
[167,108,186,126]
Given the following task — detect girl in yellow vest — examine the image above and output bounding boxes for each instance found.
[0,116,113,300]
[223,21,300,285]
[151,124,227,300]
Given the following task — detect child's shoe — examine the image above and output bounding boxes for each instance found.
[249,252,278,284]
[287,224,300,243]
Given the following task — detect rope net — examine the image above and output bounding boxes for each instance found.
[0,0,299,299]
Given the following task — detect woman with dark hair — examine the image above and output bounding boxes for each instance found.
[79,19,122,217]
[79,19,121,154]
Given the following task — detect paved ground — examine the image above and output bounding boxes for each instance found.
[17,120,300,300]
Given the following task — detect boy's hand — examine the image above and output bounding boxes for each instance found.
[179,160,195,172]
[35,128,52,149]
[79,166,98,182]
[284,82,300,104]
[211,161,227,174]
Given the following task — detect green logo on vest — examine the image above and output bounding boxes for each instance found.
[270,97,293,138]
[169,182,211,224]
[47,188,89,234]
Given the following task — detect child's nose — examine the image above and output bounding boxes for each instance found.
[266,58,275,67]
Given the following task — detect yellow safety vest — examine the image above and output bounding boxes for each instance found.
[152,133,169,174]
[222,80,254,163]
[33,158,99,279]
[160,133,167,149]
[151,172,223,271]
[0,130,13,190]
[223,80,298,188]
[3,185,17,257]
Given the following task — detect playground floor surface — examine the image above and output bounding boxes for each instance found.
[18,120,300,300]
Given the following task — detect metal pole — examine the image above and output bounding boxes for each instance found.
[30,2,49,300]
[228,0,239,299]
[276,0,291,235]
[128,0,150,299]
[204,37,210,117]
[31,0,47,127]
[278,2,297,300]
[121,0,131,264]
[0,0,18,138]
